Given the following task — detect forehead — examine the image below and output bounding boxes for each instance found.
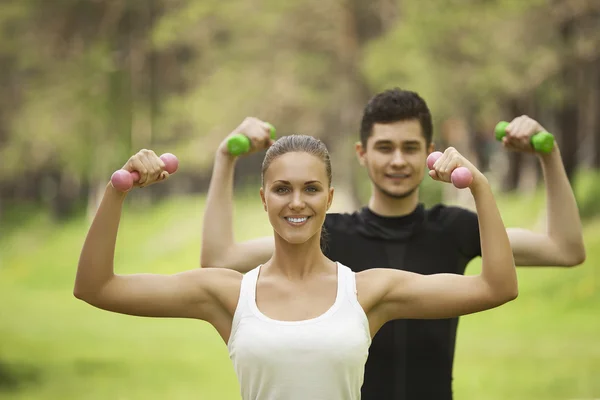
[368,119,425,146]
[264,152,327,184]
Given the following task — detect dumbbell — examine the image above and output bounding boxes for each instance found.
[226,122,277,156]
[494,121,554,154]
[110,153,179,192]
[426,152,473,189]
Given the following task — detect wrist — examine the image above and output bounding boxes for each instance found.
[215,148,239,164]
[469,172,490,195]
[537,143,560,164]
[105,182,128,200]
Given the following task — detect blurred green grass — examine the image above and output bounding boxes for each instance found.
[1,185,599,400]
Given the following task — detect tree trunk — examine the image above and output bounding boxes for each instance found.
[556,70,579,183]
[555,19,581,183]
[593,58,600,169]
[86,181,107,222]
[326,0,369,212]
[327,0,399,212]
[52,170,82,220]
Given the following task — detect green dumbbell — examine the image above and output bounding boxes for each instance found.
[494,121,554,154]
[226,122,277,156]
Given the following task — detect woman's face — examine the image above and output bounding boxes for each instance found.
[261,151,334,245]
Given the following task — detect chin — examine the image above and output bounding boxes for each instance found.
[377,183,419,200]
[276,230,318,246]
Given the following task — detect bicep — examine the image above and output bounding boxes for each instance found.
[507,228,566,266]
[79,269,235,320]
[375,270,498,321]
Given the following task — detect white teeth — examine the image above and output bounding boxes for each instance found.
[286,217,308,223]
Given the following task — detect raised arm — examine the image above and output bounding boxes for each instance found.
[200,117,275,272]
[359,148,517,333]
[500,115,585,267]
[74,150,240,328]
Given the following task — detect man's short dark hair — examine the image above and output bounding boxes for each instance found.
[360,88,433,147]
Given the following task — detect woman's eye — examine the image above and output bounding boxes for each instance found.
[275,187,289,194]
[306,186,318,193]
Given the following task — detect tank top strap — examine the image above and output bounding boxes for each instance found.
[336,262,354,296]
[242,265,261,302]
[228,265,261,349]
[337,262,367,317]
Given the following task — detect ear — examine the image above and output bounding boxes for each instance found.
[427,142,435,155]
[260,187,267,211]
[326,187,335,211]
[355,141,367,167]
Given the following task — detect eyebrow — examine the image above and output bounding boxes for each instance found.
[273,180,323,185]
[373,140,422,146]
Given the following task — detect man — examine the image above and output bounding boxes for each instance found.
[201,88,585,399]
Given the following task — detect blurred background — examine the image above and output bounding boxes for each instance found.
[0,0,599,399]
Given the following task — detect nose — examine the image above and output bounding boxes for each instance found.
[288,191,306,211]
[390,149,406,168]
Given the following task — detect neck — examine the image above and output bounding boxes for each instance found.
[268,230,332,280]
[367,186,420,217]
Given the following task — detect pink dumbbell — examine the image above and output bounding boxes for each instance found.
[110,153,179,192]
[426,151,473,189]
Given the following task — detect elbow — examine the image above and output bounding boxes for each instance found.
[563,248,586,267]
[201,248,233,269]
[73,276,87,301]
[73,273,92,302]
[73,283,97,303]
[73,286,92,303]
[553,238,586,267]
[504,286,519,303]
[486,281,518,307]
[200,253,223,269]
[489,289,518,308]
[73,286,105,308]
[73,271,111,304]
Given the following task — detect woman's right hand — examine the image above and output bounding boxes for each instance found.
[218,117,274,157]
[429,147,487,190]
[122,149,170,188]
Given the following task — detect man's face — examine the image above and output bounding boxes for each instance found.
[356,119,433,200]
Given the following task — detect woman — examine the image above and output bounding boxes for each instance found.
[74,134,517,400]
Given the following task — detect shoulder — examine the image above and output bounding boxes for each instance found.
[190,266,244,282]
[356,268,411,288]
[189,268,245,317]
[184,268,243,299]
[355,268,412,311]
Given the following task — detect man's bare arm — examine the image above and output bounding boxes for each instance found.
[500,117,585,267]
[201,118,275,272]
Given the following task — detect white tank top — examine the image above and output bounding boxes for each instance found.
[227,262,371,400]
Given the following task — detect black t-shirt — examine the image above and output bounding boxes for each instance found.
[323,203,481,400]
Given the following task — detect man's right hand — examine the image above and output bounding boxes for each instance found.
[218,117,275,158]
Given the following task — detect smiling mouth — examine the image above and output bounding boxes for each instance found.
[284,216,310,225]
[385,173,411,179]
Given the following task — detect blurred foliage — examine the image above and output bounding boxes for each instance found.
[0,0,598,219]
